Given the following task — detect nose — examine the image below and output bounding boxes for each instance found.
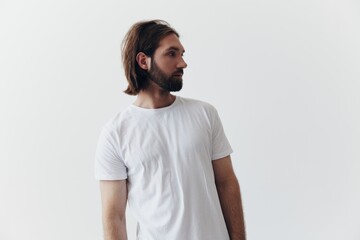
[178,57,187,69]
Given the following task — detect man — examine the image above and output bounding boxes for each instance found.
[95,20,246,240]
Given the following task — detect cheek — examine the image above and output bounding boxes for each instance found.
[158,61,176,73]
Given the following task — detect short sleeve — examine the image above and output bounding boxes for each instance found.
[94,124,127,180]
[211,108,233,160]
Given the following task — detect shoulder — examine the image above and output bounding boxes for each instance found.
[101,106,134,135]
[177,96,217,113]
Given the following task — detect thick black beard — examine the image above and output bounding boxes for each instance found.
[148,60,183,92]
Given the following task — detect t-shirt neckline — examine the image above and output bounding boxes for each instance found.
[130,95,180,113]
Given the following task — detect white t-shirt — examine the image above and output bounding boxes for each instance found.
[95,96,233,240]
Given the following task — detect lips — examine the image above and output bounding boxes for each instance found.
[173,73,183,77]
[173,70,184,77]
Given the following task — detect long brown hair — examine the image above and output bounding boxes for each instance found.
[121,20,179,95]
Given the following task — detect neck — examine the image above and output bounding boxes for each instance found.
[134,82,176,109]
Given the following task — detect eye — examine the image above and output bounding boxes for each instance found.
[167,51,176,57]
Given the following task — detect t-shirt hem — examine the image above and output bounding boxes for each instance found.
[94,174,128,180]
[212,148,233,160]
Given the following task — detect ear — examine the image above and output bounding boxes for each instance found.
[136,52,150,70]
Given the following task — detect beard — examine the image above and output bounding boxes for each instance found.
[147,59,183,92]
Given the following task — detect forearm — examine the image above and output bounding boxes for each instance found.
[103,214,127,240]
[216,177,246,240]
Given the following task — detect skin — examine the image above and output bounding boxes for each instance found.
[213,155,247,240]
[100,180,127,240]
[100,33,246,240]
[134,33,187,109]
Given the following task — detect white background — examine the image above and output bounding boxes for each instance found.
[1,0,359,239]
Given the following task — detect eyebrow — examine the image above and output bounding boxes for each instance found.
[165,46,185,53]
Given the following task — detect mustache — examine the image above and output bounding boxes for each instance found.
[173,69,184,75]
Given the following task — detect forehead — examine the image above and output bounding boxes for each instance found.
[156,33,185,52]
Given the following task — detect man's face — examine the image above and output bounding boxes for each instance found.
[147,34,187,92]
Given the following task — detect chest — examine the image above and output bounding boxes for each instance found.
[119,112,212,174]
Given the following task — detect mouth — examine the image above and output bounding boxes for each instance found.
[172,70,184,77]
[173,73,183,77]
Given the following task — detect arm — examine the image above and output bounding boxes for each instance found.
[213,155,246,240]
[99,180,128,240]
